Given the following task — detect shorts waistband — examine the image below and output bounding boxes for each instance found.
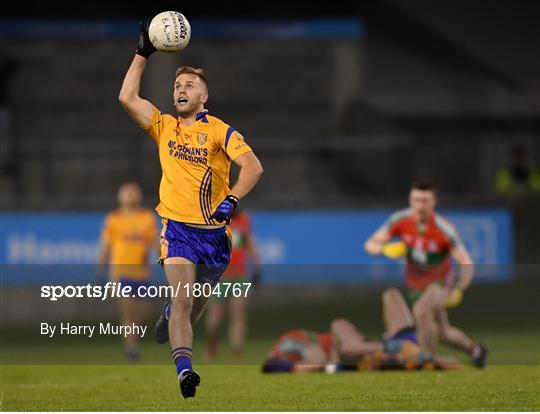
[170,219,226,234]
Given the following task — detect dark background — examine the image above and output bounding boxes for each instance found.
[1,0,539,373]
[1,0,539,263]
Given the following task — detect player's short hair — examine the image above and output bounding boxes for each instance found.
[175,66,208,89]
[411,181,437,194]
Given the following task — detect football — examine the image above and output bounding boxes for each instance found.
[148,11,191,53]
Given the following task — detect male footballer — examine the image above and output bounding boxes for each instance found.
[364,182,488,367]
[206,208,262,359]
[119,22,263,398]
[98,182,158,361]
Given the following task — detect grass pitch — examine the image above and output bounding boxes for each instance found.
[2,363,539,411]
[2,280,539,410]
[2,333,539,411]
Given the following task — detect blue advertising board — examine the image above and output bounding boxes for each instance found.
[1,210,512,284]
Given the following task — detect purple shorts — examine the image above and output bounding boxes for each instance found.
[160,219,231,286]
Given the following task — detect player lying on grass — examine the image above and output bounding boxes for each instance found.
[262,288,461,373]
[364,181,488,368]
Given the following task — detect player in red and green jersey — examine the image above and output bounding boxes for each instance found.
[205,209,262,358]
[364,182,488,368]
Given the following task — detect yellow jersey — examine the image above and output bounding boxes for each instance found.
[101,208,158,280]
[141,107,252,225]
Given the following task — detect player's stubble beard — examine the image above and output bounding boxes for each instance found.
[175,100,202,119]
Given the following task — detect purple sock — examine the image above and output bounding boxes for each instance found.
[171,347,192,377]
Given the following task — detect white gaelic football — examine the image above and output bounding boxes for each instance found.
[148,11,191,53]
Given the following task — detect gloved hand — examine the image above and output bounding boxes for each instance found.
[136,19,157,59]
[446,287,464,308]
[210,195,239,224]
[382,241,407,259]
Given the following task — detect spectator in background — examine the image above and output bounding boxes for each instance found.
[98,182,159,361]
[494,145,540,263]
[495,145,540,197]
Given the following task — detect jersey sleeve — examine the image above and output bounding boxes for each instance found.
[140,106,166,145]
[380,211,405,238]
[435,216,464,249]
[219,125,253,160]
[448,228,464,249]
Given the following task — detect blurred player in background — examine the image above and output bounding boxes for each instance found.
[98,182,158,361]
[262,288,461,373]
[118,21,263,398]
[205,208,262,359]
[364,182,488,367]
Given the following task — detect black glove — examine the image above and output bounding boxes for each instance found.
[136,19,157,59]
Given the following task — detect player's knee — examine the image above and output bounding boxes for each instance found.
[423,284,445,301]
[330,318,350,333]
[170,296,193,317]
[438,328,448,341]
[413,301,432,321]
[382,287,400,303]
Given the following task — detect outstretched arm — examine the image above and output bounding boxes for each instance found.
[364,227,391,255]
[451,244,475,290]
[118,21,157,126]
[445,243,475,308]
[118,55,154,127]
